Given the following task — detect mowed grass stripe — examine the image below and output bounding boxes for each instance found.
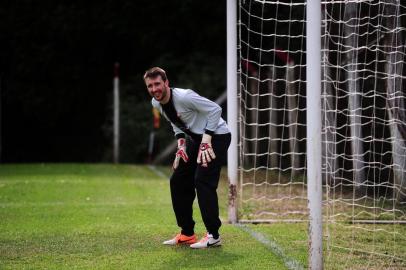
[0,164,290,269]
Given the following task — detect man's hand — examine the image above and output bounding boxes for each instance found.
[197,134,216,167]
[173,138,189,170]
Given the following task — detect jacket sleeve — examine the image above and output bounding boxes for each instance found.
[184,90,221,134]
[170,123,186,139]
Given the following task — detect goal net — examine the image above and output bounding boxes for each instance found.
[236,0,406,267]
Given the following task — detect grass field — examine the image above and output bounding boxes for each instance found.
[2,164,405,269]
[0,164,307,269]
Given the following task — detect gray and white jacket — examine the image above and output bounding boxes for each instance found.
[151,87,229,138]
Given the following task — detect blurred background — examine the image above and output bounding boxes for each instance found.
[0,0,227,163]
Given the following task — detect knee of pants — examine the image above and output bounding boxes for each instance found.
[170,174,195,192]
[194,172,220,190]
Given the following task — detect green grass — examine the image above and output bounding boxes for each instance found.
[0,164,299,269]
[4,164,403,269]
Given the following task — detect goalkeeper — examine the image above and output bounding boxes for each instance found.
[143,67,231,249]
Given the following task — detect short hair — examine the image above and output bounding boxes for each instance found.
[143,67,167,82]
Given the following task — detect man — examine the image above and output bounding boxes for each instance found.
[144,67,231,249]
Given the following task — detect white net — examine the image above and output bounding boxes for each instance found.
[237,0,406,268]
[238,0,308,222]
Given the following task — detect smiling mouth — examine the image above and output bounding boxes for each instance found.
[153,93,162,100]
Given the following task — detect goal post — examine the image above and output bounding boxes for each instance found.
[306,0,323,268]
[227,0,238,224]
[229,0,406,268]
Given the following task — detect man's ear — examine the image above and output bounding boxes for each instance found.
[165,79,169,87]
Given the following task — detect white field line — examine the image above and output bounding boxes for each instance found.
[147,165,168,180]
[235,223,304,270]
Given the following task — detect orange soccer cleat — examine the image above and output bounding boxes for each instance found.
[162,233,197,245]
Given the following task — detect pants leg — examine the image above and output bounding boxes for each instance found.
[194,133,231,236]
[169,137,199,235]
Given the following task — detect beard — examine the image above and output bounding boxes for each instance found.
[152,87,168,102]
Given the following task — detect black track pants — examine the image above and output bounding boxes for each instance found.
[169,133,231,236]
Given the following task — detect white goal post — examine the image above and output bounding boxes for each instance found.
[227,0,406,268]
[227,0,239,225]
[306,1,322,268]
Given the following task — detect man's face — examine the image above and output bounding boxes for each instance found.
[145,75,169,102]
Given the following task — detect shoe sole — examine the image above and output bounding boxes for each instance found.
[190,242,222,249]
[163,241,197,245]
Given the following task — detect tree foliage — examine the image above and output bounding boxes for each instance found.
[1,1,226,162]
